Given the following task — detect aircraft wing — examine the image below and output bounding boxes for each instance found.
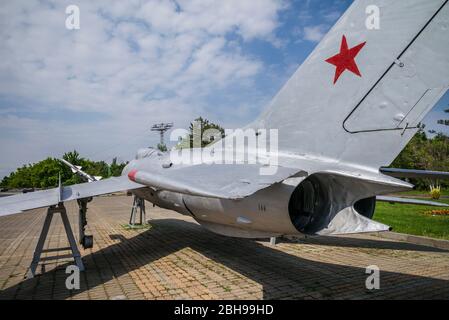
[0,176,144,217]
[0,161,303,217]
[380,168,449,180]
[377,195,449,207]
[127,163,304,199]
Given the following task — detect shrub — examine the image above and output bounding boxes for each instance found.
[429,185,441,200]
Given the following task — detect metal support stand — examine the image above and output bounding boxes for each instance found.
[26,203,84,279]
[129,196,146,226]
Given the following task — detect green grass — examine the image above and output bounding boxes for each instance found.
[121,223,152,230]
[374,197,449,240]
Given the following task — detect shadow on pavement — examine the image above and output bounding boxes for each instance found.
[1,218,448,300]
[281,234,448,253]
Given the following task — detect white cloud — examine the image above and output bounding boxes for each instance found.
[303,24,328,43]
[322,10,342,23]
[0,0,285,175]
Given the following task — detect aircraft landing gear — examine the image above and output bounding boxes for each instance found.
[77,198,93,249]
[129,196,147,226]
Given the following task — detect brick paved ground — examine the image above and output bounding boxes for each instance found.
[0,195,448,300]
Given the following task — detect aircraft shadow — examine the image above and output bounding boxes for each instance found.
[1,218,448,300]
[281,235,448,253]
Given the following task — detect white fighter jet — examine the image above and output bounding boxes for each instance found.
[1,0,449,240]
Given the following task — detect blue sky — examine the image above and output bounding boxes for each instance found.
[0,0,448,178]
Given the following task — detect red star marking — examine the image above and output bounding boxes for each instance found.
[325,35,366,84]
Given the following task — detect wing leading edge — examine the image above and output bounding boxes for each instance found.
[377,195,449,207]
[380,168,449,180]
[126,163,305,199]
[0,176,144,217]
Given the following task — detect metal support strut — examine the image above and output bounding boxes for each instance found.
[26,203,84,279]
[78,198,93,249]
[129,196,146,226]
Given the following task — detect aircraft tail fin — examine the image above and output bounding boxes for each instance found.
[252,0,449,169]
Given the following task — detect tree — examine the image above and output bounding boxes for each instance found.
[1,152,129,189]
[84,160,109,178]
[391,130,449,189]
[1,158,63,189]
[63,150,83,165]
[110,157,127,177]
[157,143,168,152]
[177,117,225,149]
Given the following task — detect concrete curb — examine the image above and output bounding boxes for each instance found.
[370,231,449,250]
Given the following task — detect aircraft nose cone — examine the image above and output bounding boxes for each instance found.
[128,169,138,182]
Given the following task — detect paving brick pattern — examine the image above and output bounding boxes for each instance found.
[0,195,448,300]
